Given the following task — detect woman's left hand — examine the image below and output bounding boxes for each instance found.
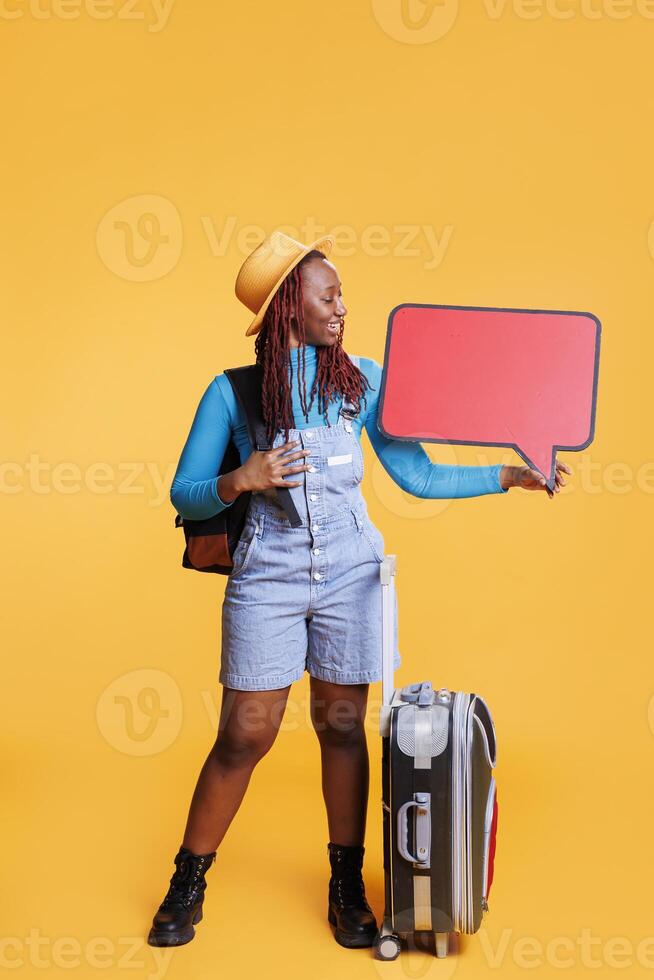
[514,459,571,497]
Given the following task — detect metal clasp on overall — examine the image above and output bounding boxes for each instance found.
[339,383,360,423]
[339,410,355,434]
[339,391,359,432]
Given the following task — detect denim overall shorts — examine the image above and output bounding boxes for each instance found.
[219,383,402,691]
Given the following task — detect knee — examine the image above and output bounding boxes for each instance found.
[315,716,367,750]
[211,729,275,769]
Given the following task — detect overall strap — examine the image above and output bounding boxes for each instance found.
[224,365,302,528]
[340,353,361,419]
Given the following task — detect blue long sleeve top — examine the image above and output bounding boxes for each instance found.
[170,343,508,520]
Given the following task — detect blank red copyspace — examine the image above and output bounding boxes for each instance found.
[379,304,601,488]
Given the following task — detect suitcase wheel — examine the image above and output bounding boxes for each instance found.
[374,930,401,961]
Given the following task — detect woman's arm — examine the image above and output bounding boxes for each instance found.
[170,377,238,520]
[360,357,511,499]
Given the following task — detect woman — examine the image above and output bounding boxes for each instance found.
[148,230,569,950]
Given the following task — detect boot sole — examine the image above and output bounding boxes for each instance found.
[147,907,203,947]
[327,906,377,949]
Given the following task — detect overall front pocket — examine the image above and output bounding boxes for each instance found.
[350,508,385,563]
[362,520,385,563]
[229,521,261,578]
[351,438,364,485]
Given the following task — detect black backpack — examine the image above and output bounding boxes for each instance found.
[174,364,302,574]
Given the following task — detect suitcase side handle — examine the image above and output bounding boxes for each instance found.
[397,793,431,868]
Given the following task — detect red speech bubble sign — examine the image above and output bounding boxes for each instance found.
[378,304,601,490]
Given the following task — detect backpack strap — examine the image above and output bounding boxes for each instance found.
[224,364,302,528]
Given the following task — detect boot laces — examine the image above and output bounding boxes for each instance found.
[329,851,371,909]
[161,854,212,911]
[333,870,369,907]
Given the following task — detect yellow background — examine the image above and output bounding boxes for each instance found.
[2,1,652,977]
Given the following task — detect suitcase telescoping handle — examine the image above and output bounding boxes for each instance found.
[399,681,434,705]
[380,555,397,708]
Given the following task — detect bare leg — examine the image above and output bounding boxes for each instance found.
[309,677,370,846]
[181,684,291,855]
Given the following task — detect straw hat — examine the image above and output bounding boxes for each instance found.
[235,229,335,337]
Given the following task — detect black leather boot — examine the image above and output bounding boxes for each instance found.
[147,845,217,947]
[327,842,378,948]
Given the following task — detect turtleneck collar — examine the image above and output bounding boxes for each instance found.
[288,343,318,364]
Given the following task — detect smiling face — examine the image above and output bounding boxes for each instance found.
[290,256,348,349]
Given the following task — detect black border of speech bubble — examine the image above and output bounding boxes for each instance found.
[377,303,602,492]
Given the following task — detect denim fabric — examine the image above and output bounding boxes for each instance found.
[220,391,401,690]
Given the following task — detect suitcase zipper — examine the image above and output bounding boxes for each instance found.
[481,775,497,911]
[451,691,470,933]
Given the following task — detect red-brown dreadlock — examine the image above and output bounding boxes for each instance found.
[253,249,373,447]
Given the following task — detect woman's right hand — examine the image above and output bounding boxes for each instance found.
[237,440,311,493]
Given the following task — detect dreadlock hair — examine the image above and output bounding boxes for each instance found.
[253,248,373,446]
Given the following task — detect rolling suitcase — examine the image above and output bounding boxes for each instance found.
[374,555,499,960]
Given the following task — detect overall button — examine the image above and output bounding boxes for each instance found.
[305,432,314,440]
[312,523,321,532]
[313,572,323,581]
[313,547,321,556]
[307,465,317,473]
[309,494,318,501]
[345,423,353,432]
